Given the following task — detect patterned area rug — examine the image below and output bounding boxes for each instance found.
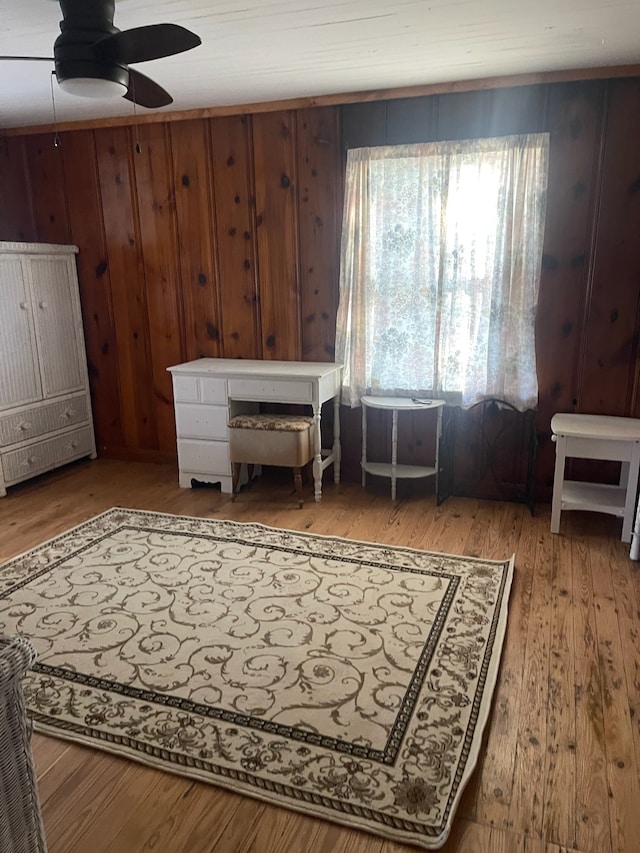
[0,509,514,849]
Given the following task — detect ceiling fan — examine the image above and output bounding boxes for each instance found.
[0,0,201,109]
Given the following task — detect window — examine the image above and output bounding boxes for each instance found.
[335,133,550,411]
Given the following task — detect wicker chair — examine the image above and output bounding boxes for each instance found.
[0,635,47,853]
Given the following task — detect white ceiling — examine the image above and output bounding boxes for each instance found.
[1,0,639,129]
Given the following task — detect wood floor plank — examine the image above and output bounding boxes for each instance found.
[31,733,71,780]
[607,536,640,784]
[108,780,250,853]
[570,532,612,853]
[542,532,576,848]
[473,508,540,830]
[506,514,553,839]
[588,530,640,853]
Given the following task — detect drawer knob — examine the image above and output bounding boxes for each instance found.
[61,409,75,420]
[22,455,37,467]
[17,422,31,432]
[70,441,78,449]
[38,300,48,309]
[19,301,28,310]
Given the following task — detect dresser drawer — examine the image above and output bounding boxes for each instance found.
[227,378,313,404]
[175,403,228,440]
[176,439,230,476]
[0,395,89,447]
[2,426,94,485]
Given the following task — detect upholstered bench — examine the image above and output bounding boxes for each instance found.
[228,413,315,507]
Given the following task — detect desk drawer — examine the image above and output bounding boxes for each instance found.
[175,403,227,440]
[173,375,227,405]
[177,439,230,476]
[227,378,313,404]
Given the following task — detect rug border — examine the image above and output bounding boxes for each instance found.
[3,505,517,569]
[6,507,515,850]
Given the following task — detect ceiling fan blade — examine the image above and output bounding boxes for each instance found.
[95,24,201,65]
[0,56,53,62]
[124,68,173,109]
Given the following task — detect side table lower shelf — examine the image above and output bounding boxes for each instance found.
[558,480,626,516]
[362,462,438,480]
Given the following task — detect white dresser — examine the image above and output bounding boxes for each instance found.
[167,359,342,500]
[0,242,96,496]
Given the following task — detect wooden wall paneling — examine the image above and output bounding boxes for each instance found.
[580,79,640,417]
[341,101,387,150]
[59,129,124,454]
[436,90,492,140]
[23,133,71,244]
[0,136,36,242]
[209,115,260,359]
[132,122,185,454]
[385,96,438,145]
[296,107,341,363]
[252,110,301,360]
[534,81,606,495]
[95,126,158,452]
[486,85,549,137]
[170,119,221,362]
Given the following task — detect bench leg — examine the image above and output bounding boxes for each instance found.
[231,462,241,501]
[550,435,566,534]
[293,466,304,508]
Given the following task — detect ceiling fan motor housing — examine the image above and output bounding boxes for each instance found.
[54,0,128,90]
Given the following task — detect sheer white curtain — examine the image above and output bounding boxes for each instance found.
[335,133,550,411]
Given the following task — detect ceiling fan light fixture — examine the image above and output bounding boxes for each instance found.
[58,76,127,98]
[55,57,129,99]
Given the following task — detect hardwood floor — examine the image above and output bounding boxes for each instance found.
[2,457,639,853]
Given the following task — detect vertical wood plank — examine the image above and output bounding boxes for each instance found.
[0,136,36,241]
[386,96,438,145]
[535,81,605,496]
[60,129,124,454]
[436,90,492,140]
[210,114,260,359]
[296,106,341,362]
[23,133,71,243]
[580,79,640,417]
[340,101,388,150]
[132,122,184,453]
[95,125,158,452]
[486,85,549,137]
[170,119,221,361]
[253,110,301,360]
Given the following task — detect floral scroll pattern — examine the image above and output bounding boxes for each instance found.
[0,509,513,849]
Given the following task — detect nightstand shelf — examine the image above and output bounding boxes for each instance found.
[361,396,445,500]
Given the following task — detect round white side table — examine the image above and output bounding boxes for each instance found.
[361,396,446,500]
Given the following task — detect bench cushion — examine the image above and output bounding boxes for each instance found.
[228,414,314,432]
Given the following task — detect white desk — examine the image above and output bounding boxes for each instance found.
[361,396,445,500]
[167,359,342,501]
[550,412,640,542]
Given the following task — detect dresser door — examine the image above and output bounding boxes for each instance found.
[27,255,85,399]
[0,256,41,410]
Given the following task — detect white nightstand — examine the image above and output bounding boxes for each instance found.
[361,396,446,500]
[550,412,640,543]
